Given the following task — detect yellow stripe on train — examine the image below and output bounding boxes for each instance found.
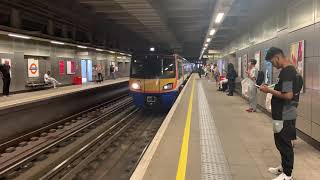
[129,78,178,93]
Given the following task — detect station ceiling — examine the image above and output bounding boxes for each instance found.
[78,0,215,59]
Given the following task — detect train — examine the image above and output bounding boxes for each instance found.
[129,52,193,110]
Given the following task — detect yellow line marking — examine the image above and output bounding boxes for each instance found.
[176,77,195,180]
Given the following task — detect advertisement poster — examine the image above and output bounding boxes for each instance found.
[1,58,12,75]
[28,58,39,77]
[238,56,242,78]
[67,61,76,74]
[254,51,261,70]
[59,60,65,75]
[290,40,304,77]
[263,49,272,85]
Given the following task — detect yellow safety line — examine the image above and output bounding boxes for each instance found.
[176,77,195,180]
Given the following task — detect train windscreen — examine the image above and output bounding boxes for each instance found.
[131,55,176,79]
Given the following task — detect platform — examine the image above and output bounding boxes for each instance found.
[131,74,320,180]
[0,77,129,110]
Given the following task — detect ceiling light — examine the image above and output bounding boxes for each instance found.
[150,47,155,52]
[8,33,31,39]
[215,13,225,23]
[120,53,125,55]
[77,45,87,49]
[109,51,115,54]
[128,54,132,57]
[96,48,103,51]
[206,38,211,43]
[204,44,208,47]
[209,29,216,36]
[50,41,64,45]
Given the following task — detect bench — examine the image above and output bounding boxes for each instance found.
[25,81,53,89]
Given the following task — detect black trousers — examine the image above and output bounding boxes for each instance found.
[274,120,295,176]
[97,73,103,82]
[3,77,10,96]
[228,80,235,94]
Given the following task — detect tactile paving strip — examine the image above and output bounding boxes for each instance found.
[198,82,232,180]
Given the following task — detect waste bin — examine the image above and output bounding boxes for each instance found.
[73,76,82,85]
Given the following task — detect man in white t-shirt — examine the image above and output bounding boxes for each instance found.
[44,71,61,88]
[246,59,258,112]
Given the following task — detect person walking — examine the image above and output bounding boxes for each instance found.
[246,59,258,112]
[259,47,303,180]
[226,63,237,96]
[96,64,103,83]
[0,61,11,97]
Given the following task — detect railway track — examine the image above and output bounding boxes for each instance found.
[0,95,135,180]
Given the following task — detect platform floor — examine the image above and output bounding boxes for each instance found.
[132,75,320,180]
[0,77,128,110]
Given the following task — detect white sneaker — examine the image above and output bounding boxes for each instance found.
[268,166,283,175]
[272,173,293,180]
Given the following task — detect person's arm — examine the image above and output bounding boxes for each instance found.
[260,85,293,100]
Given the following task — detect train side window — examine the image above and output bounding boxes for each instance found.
[178,62,183,78]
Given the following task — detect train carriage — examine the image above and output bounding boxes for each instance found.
[129,53,192,110]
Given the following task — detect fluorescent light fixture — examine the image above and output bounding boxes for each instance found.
[206,38,211,43]
[50,41,65,45]
[8,33,31,39]
[209,29,216,36]
[128,54,132,57]
[204,44,208,47]
[215,13,225,23]
[150,47,155,52]
[117,56,122,59]
[96,48,103,51]
[120,53,125,55]
[77,45,87,49]
[109,51,115,54]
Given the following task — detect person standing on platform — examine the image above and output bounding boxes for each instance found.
[213,63,220,86]
[246,59,258,112]
[0,61,11,97]
[110,65,116,80]
[96,64,103,83]
[226,63,237,96]
[259,47,302,180]
[198,66,202,78]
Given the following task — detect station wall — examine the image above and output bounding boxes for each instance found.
[221,0,320,142]
[0,34,131,93]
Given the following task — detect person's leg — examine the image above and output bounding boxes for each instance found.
[274,121,294,177]
[6,78,10,96]
[3,78,8,96]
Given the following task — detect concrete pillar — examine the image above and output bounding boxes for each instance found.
[62,24,68,38]
[47,20,54,36]
[11,9,21,28]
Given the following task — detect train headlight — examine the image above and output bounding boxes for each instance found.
[163,83,173,90]
[131,82,141,90]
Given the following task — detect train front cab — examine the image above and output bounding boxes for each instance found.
[129,78,179,110]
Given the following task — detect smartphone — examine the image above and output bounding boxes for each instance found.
[255,84,260,88]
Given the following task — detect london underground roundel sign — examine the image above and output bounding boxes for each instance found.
[29,63,38,74]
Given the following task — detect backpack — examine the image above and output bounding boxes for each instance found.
[256,70,265,86]
[293,73,304,102]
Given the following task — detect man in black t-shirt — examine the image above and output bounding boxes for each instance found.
[259,47,299,180]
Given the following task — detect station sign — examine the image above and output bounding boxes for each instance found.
[28,58,39,77]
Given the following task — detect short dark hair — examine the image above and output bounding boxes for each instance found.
[265,47,284,61]
[250,59,257,65]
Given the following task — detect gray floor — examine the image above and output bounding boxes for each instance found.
[0,77,129,110]
[139,76,320,180]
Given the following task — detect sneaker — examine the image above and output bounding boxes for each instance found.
[268,166,283,175]
[272,173,293,180]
